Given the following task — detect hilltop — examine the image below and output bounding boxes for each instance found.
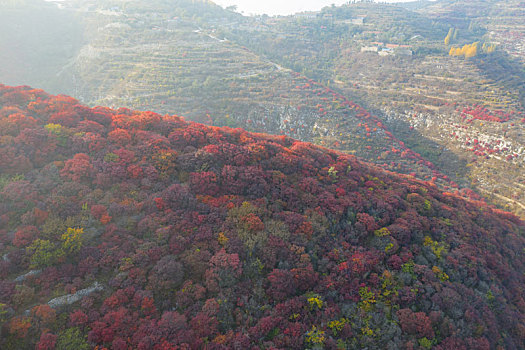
[0,84,524,349]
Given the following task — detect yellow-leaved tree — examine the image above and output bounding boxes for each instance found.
[61,227,84,254]
[449,42,484,59]
[444,28,454,45]
[465,42,478,58]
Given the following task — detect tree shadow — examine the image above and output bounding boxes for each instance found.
[381,115,471,188]
[474,51,525,108]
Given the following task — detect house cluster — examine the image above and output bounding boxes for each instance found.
[335,15,367,25]
[361,42,412,56]
[294,12,318,20]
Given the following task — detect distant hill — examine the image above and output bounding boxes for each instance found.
[0,0,84,92]
[0,84,524,349]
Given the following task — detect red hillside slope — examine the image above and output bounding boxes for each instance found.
[0,84,524,349]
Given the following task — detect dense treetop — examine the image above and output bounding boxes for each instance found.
[0,84,524,349]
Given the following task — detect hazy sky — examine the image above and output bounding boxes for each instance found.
[213,0,415,16]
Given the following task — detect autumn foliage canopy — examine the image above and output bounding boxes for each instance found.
[0,85,524,349]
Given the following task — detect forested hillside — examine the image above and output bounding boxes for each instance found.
[0,84,524,349]
[0,0,523,218]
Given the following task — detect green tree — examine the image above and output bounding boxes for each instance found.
[56,328,90,350]
[0,303,8,328]
[26,239,64,268]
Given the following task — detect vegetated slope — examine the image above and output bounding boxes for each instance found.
[418,0,525,64]
[0,84,524,349]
